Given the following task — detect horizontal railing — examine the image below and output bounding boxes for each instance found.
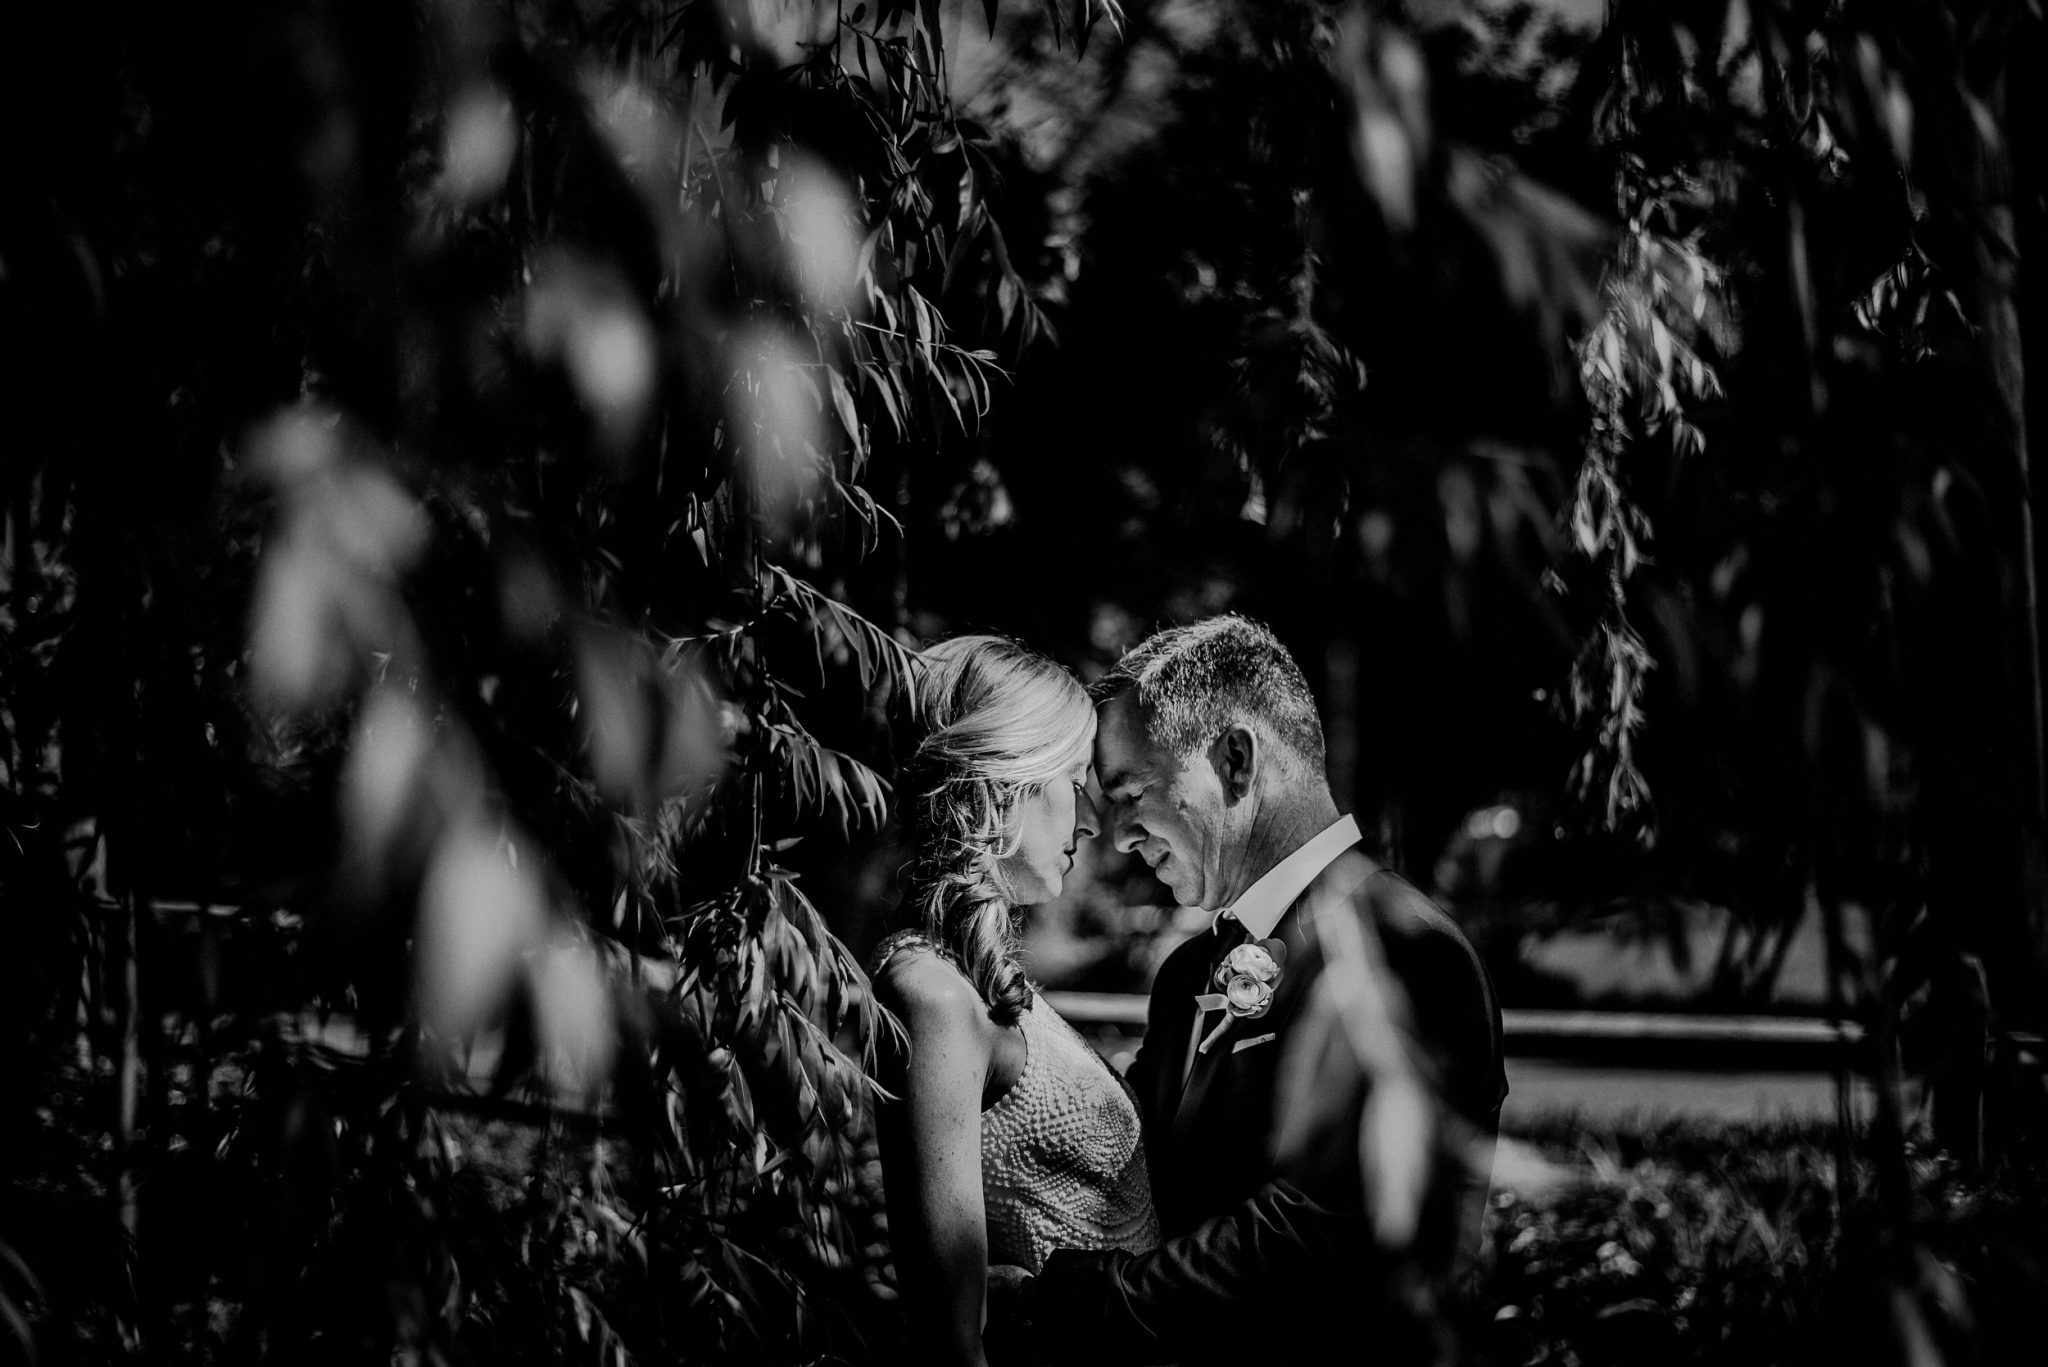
[1042,991,1873,1069]
[103,901,2047,1074]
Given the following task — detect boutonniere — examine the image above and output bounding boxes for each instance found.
[1198,938,1287,1054]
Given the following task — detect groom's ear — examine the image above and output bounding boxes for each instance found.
[1211,724,1259,802]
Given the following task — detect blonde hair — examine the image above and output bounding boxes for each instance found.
[895,635,1093,1025]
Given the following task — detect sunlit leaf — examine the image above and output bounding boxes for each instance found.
[826,369,866,466]
[1487,1134,1578,1199]
[783,154,863,312]
[583,71,680,193]
[729,324,826,531]
[531,932,619,1103]
[1358,1072,1433,1249]
[325,466,430,577]
[248,532,350,710]
[578,625,657,809]
[246,405,342,484]
[524,256,659,465]
[341,687,434,862]
[416,823,548,1040]
[439,83,517,203]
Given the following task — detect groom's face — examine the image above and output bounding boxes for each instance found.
[1095,696,1230,909]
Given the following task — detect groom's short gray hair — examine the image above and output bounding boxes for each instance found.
[1092,615,1326,780]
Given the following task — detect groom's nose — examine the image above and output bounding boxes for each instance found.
[1108,806,1142,854]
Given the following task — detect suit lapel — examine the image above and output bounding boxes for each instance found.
[1172,1014,1224,1133]
[1151,940,1208,1126]
[1171,909,1288,1134]
[1169,844,1379,1137]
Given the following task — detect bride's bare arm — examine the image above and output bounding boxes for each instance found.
[875,955,996,1367]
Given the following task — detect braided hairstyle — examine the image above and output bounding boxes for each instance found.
[895,635,1094,1025]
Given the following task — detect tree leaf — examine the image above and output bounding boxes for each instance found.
[826,368,865,466]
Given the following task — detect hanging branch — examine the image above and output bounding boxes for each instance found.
[1558,33,1724,843]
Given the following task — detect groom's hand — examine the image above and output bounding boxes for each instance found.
[983,1264,1037,1366]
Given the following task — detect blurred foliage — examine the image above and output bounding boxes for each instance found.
[7,0,2048,1363]
[1,0,1110,1361]
[1472,1114,2048,1367]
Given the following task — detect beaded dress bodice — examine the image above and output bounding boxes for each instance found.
[978,990,1160,1272]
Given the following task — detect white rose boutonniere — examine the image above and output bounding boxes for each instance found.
[1223,972,1273,1016]
[1198,937,1288,1054]
[1216,942,1281,1016]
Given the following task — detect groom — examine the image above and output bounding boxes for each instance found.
[1013,615,1505,1365]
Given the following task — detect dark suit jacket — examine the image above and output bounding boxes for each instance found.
[1023,846,1505,1366]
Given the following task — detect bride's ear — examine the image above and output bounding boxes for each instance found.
[1212,724,1259,802]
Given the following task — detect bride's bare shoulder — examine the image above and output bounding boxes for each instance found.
[873,937,987,1035]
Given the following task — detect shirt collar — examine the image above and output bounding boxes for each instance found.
[1213,813,1363,940]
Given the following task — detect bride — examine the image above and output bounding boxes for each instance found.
[872,636,1159,1366]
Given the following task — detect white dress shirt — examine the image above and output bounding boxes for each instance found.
[1181,813,1364,1080]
